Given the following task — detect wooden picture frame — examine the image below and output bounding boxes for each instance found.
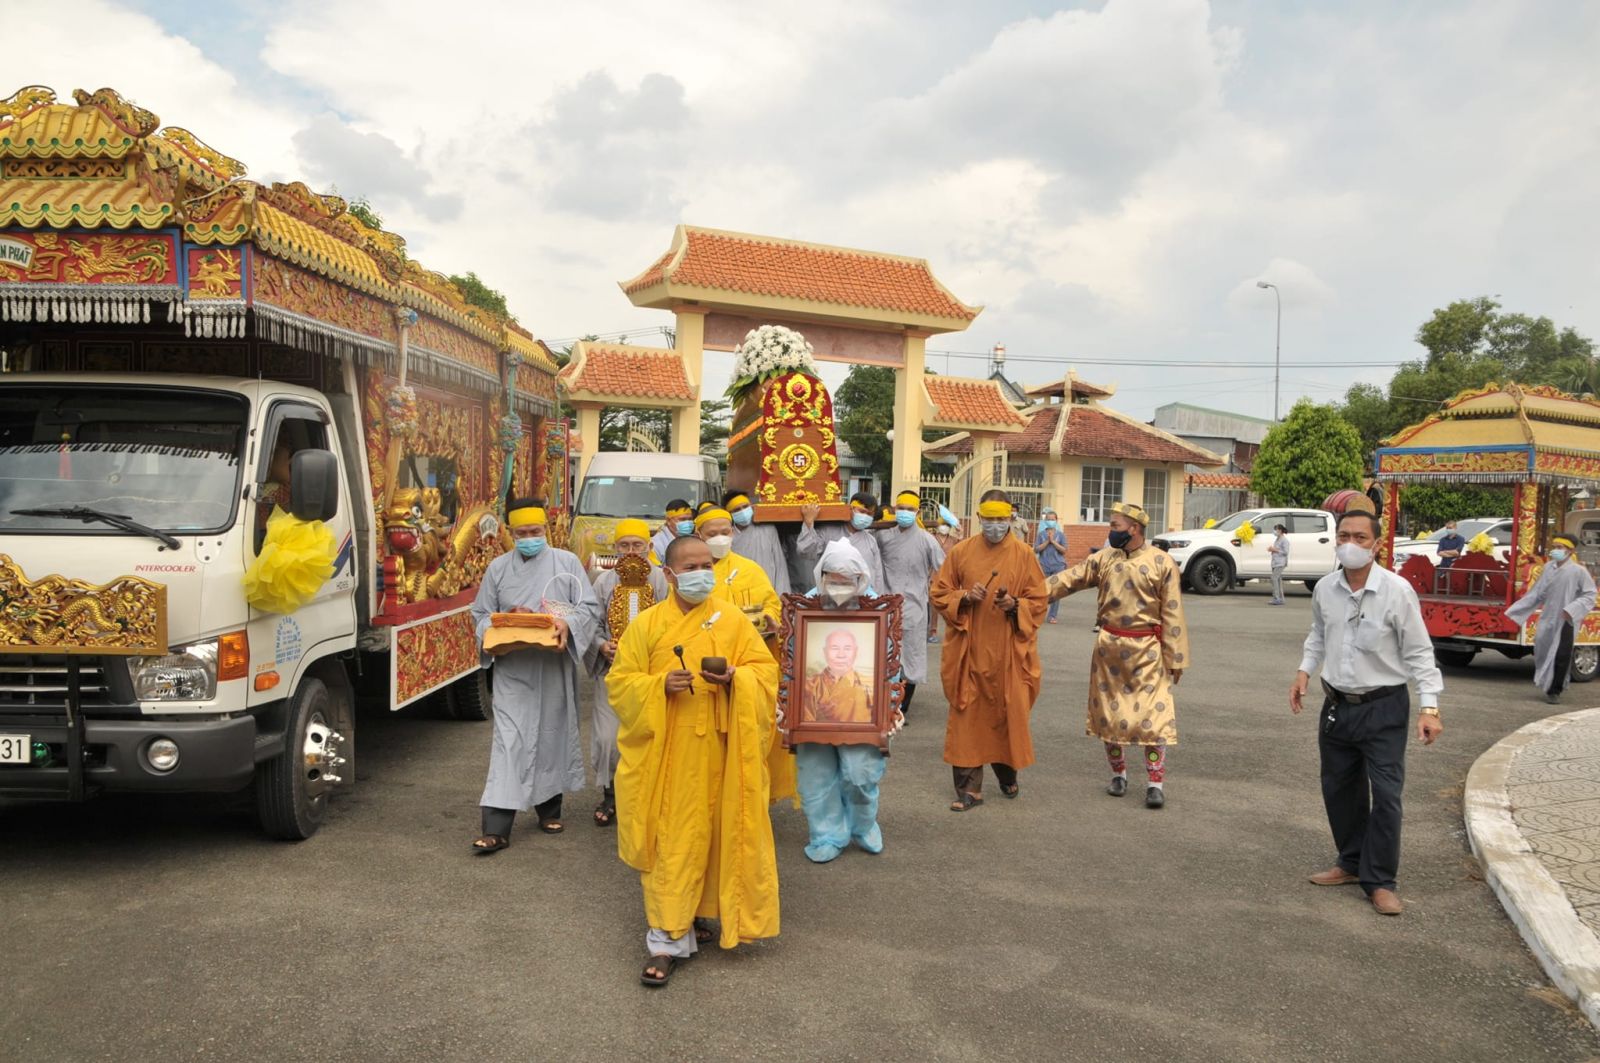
[777,592,905,752]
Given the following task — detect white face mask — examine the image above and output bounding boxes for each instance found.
[981,520,1009,543]
[1336,542,1374,570]
[705,534,733,559]
[824,584,856,606]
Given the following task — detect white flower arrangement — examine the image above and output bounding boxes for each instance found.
[727,324,818,403]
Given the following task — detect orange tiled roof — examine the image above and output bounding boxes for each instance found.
[926,404,1224,465]
[622,225,979,324]
[559,342,695,403]
[1187,472,1252,489]
[923,376,1030,431]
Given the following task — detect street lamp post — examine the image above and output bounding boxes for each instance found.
[1256,280,1281,421]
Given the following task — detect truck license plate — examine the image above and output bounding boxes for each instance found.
[0,734,31,764]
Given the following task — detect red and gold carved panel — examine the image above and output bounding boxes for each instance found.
[1419,598,1519,640]
[411,314,499,378]
[392,608,479,706]
[186,246,242,299]
[727,371,846,521]
[516,360,558,406]
[1534,451,1600,482]
[0,231,177,286]
[252,256,396,342]
[1376,448,1528,477]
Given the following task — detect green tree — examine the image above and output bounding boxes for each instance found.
[834,365,896,486]
[1250,400,1364,507]
[346,196,383,231]
[699,397,732,460]
[1400,484,1514,529]
[448,271,509,318]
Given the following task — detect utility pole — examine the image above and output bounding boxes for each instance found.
[1257,281,1281,420]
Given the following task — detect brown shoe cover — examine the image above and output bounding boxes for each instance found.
[1308,867,1360,886]
[1370,889,1403,915]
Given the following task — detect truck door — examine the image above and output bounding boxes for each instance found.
[1239,510,1287,577]
[1289,512,1335,576]
[247,401,356,699]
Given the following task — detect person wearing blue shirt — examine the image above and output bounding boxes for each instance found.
[1434,521,1466,569]
[1033,508,1069,623]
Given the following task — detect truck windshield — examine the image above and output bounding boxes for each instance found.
[578,475,706,519]
[0,386,248,535]
[1212,510,1265,532]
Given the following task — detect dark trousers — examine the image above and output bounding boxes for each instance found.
[1551,620,1577,696]
[480,795,562,837]
[953,763,1017,795]
[1318,687,1408,893]
[902,681,917,715]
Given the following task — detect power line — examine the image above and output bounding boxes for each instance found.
[927,349,1408,369]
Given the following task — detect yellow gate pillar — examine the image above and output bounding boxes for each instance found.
[572,402,602,483]
[891,332,928,493]
[672,307,707,455]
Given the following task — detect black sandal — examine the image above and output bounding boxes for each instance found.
[949,792,984,812]
[641,955,676,987]
[471,834,509,854]
[539,819,564,835]
[1000,783,1020,799]
[594,790,616,828]
[694,919,715,944]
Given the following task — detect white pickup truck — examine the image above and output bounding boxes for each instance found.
[1151,508,1338,595]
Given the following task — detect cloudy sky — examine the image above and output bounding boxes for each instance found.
[22,0,1600,420]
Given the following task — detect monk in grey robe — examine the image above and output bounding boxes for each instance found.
[585,518,669,827]
[797,492,886,592]
[1505,534,1597,703]
[470,500,601,853]
[724,490,791,595]
[876,489,944,717]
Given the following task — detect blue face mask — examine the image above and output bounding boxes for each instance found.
[515,536,545,558]
[673,569,716,603]
[1551,548,1570,563]
[1042,520,1058,530]
[894,510,916,528]
[731,507,754,528]
[675,520,696,536]
[850,512,873,531]
[1107,529,1133,550]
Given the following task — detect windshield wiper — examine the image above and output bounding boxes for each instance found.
[10,505,181,549]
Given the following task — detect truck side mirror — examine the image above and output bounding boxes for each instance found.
[289,449,339,522]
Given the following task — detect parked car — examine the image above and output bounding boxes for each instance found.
[1391,518,1512,568]
[1152,508,1338,595]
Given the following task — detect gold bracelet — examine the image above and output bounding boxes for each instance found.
[1420,707,1441,718]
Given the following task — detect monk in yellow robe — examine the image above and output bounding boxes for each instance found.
[696,507,796,806]
[802,629,875,723]
[1048,500,1187,810]
[610,536,780,987]
[928,490,1048,811]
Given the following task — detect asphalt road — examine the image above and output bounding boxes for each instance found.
[4,585,1600,1062]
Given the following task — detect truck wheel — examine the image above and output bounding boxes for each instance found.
[1434,647,1476,668]
[448,669,493,721]
[1572,646,1599,684]
[256,677,347,840]
[1189,554,1232,596]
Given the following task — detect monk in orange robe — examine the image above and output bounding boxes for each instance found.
[928,490,1048,810]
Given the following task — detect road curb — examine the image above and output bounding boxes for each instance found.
[1464,708,1600,1030]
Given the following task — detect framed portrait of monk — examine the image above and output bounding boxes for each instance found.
[776,593,905,752]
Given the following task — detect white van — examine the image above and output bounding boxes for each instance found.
[570,453,721,570]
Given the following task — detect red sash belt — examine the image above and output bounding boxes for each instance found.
[1101,624,1162,639]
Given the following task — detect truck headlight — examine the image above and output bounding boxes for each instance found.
[1163,539,1191,550]
[131,640,219,701]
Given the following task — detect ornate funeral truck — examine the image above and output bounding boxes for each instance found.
[1374,382,1600,683]
[0,88,562,836]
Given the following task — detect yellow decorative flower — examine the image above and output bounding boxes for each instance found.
[242,508,338,614]
[1203,518,1217,529]
[1465,532,1495,555]
[1237,520,1256,545]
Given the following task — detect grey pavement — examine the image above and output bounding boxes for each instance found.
[4,584,1600,1062]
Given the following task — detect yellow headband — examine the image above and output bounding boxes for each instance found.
[725,493,751,510]
[977,500,1013,519]
[1553,536,1578,550]
[665,505,692,519]
[695,508,732,529]
[1111,501,1149,526]
[895,491,920,507]
[508,506,547,527]
[615,518,650,542]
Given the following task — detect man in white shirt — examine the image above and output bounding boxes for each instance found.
[1288,504,1444,916]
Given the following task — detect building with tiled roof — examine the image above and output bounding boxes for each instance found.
[558,342,695,405]
[1150,401,1274,526]
[623,225,979,331]
[924,375,1030,432]
[922,371,1222,543]
[614,224,981,489]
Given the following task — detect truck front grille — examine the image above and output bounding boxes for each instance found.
[0,656,119,716]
